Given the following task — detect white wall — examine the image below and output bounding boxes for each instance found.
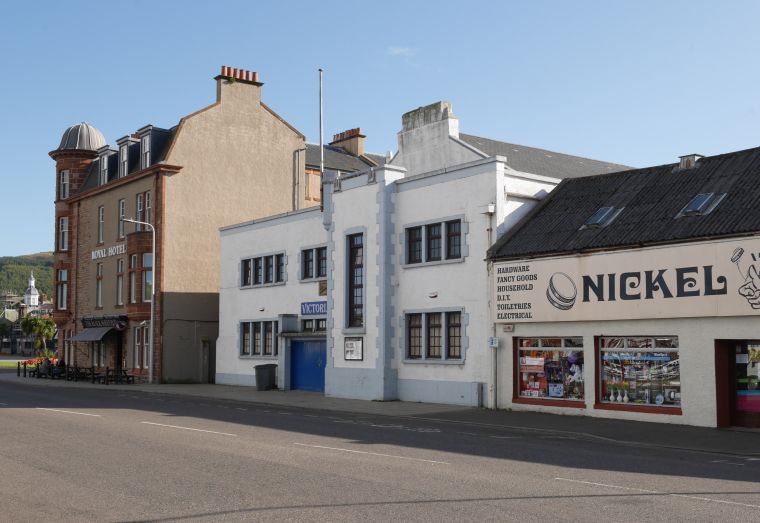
[498,316,759,427]
[216,208,326,385]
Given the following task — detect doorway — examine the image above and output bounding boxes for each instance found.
[715,340,760,428]
[291,340,326,392]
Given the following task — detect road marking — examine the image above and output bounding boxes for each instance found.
[36,408,101,417]
[304,414,318,418]
[235,407,247,411]
[293,443,450,465]
[490,435,520,439]
[555,478,760,509]
[140,421,237,437]
[0,402,8,406]
[278,412,291,415]
[711,459,745,466]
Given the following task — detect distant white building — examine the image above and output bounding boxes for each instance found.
[216,102,627,406]
[24,272,40,309]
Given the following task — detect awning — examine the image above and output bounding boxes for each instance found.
[70,327,113,342]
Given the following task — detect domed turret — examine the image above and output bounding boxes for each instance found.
[57,122,106,152]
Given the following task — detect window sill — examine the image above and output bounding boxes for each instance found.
[403,358,464,365]
[594,402,682,415]
[513,397,585,409]
[239,355,278,360]
[299,277,327,284]
[342,327,365,336]
[240,282,286,290]
[402,257,465,269]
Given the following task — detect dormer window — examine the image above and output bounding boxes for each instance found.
[119,144,128,177]
[99,155,109,185]
[59,170,70,199]
[677,192,726,218]
[141,134,151,169]
[581,206,622,229]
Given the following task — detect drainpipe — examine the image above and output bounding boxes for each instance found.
[483,203,496,409]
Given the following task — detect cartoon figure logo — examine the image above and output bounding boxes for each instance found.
[731,247,760,309]
[546,272,577,310]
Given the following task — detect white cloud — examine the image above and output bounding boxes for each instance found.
[387,46,417,58]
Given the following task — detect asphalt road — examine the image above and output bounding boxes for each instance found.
[1,377,759,522]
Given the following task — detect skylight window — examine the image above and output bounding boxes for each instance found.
[582,206,621,229]
[677,192,726,218]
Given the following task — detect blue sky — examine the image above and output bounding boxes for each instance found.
[1,0,759,256]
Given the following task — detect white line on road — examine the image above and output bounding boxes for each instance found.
[555,477,760,509]
[140,421,237,436]
[293,443,450,465]
[235,407,247,411]
[0,402,8,406]
[36,408,101,417]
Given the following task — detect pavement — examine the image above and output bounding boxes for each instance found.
[1,368,757,458]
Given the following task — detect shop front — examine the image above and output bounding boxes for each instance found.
[493,236,760,428]
[70,315,128,372]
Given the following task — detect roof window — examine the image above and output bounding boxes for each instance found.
[677,192,726,218]
[581,206,622,229]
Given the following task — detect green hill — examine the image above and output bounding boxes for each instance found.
[0,252,54,298]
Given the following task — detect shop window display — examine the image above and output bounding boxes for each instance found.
[517,338,584,401]
[599,336,680,408]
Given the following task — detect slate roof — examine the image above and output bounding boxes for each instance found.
[459,133,631,179]
[79,127,175,193]
[305,143,384,172]
[488,146,760,260]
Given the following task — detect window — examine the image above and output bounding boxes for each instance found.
[116,258,124,306]
[241,259,252,286]
[406,227,422,264]
[129,254,137,304]
[240,320,280,358]
[119,144,128,177]
[240,323,251,356]
[59,170,70,200]
[58,217,69,251]
[599,336,680,408]
[97,206,105,243]
[426,313,442,358]
[92,341,106,368]
[406,219,463,265]
[56,269,68,310]
[446,312,461,359]
[302,249,314,279]
[99,155,108,185]
[302,319,327,332]
[445,220,461,259]
[133,325,149,369]
[301,247,327,280]
[136,193,144,231]
[406,310,464,361]
[583,207,618,228]
[678,192,725,218]
[118,199,126,239]
[241,254,285,287]
[142,253,153,302]
[317,247,327,278]
[141,134,151,169]
[407,313,422,359]
[95,263,103,308]
[517,338,585,401]
[347,234,364,328]
[63,330,72,364]
[426,224,441,262]
[145,191,152,225]
[143,327,149,369]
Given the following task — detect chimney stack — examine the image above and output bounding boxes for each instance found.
[678,154,704,170]
[330,127,365,157]
[216,65,262,85]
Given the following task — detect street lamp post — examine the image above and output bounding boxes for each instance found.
[123,218,156,384]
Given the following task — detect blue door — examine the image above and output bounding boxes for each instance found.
[291,340,326,392]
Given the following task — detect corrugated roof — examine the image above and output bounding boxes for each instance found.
[459,133,631,179]
[488,146,760,260]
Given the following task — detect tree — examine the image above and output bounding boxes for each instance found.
[20,315,57,357]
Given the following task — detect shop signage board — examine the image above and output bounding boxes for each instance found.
[91,243,126,260]
[344,337,363,360]
[300,301,327,316]
[492,236,760,323]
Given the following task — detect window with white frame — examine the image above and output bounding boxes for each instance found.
[239,320,279,357]
[129,254,137,303]
[142,253,153,302]
[118,199,125,239]
[133,326,149,369]
[58,217,69,251]
[56,269,68,310]
[59,170,70,200]
[240,254,285,287]
[119,144,128,177]
[145,191,152,225]
[517,337,585,401]
[302,318,327,332]
[141,135,151,169]
[301,246,327,280]
[97,206,105,243]
[116,258,124,306]
[405,310,464,361]
[405,218,463,265]
[95,263,103,308]
[135,193,144,231]
[99,155,109,185]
